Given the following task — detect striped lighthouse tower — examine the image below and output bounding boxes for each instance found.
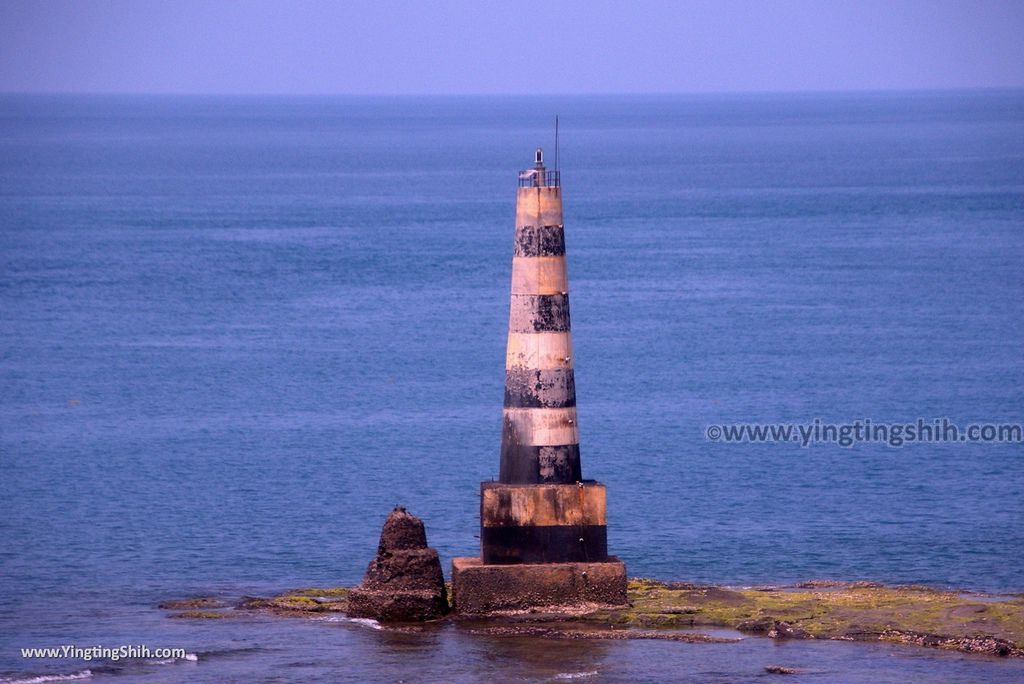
[501,147,580,485]
[451,147,626,613]
[479,148,611,565]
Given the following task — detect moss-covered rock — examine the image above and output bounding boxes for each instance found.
[235,591,348,614]
[161,578,1024,658]
[167,610,232,619]
[158,597,227,610]
[581,580,1024,657]
[286,587,351,598]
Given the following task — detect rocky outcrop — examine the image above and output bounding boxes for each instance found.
[163,577,1024,659]
[880,629,1021,657]
[734,618,811,639]
[764,665,801,675]
[158,597,226,610]
[346,507,448,622]
[767,620,811,639]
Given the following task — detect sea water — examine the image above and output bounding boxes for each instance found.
[1,92,1022,681]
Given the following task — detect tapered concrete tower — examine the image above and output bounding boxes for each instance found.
[500,148,581,486]
[451,149,627,614]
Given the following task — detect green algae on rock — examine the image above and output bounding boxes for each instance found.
[160,578,1024,658]
[580,579,1024,657]
[157,597,227,610]
[236,591,349,615]
[167,610,233,619]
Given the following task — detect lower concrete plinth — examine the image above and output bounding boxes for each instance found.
[480,482,609,564]
[451,556,627,615]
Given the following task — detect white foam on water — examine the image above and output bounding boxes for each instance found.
[319,616,383,631]
[0,670,93,684]
[144,651,198,666]
[554,671,598,680]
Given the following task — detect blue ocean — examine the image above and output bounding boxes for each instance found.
[1,92,1022,682]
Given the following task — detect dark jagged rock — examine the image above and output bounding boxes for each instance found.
[768,621,811,639]
[363,548,445,591]
[347,507,448,622]
[376,506,429,552]
[765,665,800,674]
[736,617,775,633]
[880,629,1019,657]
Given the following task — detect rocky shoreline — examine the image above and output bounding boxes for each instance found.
[160,578,1024,660]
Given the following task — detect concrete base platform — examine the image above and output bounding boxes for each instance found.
[451,556,627,615]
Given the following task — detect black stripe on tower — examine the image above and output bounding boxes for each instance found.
[499,443,582,484]
[508,294,571,333]
[514,225,565,257]
[504,367,577,408]
[481,524,608,564]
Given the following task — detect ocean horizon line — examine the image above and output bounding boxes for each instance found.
[1,86,1023,100]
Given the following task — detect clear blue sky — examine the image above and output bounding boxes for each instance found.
[1,0,1022,95]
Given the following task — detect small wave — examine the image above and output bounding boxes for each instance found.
[554,672,598,680]
[144,652,197,666]
[144,652,198,666]
[319,616,383,630]
[0,670,93,684]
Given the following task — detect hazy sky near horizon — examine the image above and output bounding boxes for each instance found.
[1,0,1022,95]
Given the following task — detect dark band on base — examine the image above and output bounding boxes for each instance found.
[504,367,577,408]
[514,225,565,257]
[480,524,608,564]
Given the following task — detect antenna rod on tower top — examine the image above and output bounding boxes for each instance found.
[555,115,560,173]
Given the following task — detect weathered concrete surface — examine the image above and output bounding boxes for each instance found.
[507,294,572,334]
[510,255,569,295]
[514,186,563,228]
[346,507,448,622]
[479,481,609,563]
[450,557,627,615]
[502,174,579,489]
[481,482,606,528]
[505,331,573,370]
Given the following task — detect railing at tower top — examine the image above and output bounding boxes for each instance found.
[517,169,561,188]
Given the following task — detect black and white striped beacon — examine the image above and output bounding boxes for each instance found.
[478,146,611,564]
